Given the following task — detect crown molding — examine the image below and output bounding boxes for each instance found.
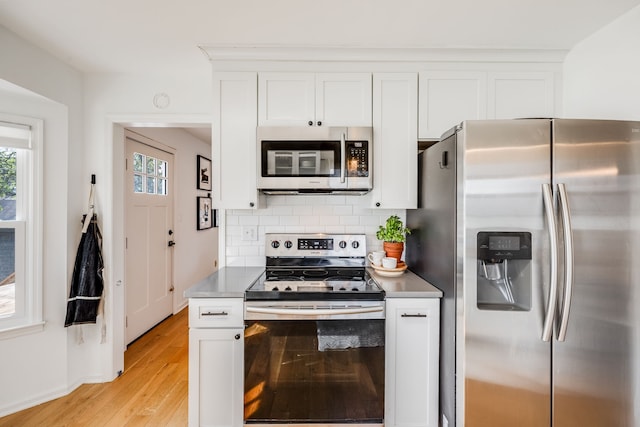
[198,44,569,64]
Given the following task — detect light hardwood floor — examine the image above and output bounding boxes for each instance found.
[0,307,189,427]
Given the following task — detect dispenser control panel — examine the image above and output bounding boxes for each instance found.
[477,232,532,260]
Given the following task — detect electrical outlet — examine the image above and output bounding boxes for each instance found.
[241,225,258,241]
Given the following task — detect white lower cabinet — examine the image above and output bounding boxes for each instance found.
[188,299,244,427]
[385,298,440,427]
[188,297,439,427]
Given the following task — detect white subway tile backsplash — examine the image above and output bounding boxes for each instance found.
[340,216,360,226]
[332,205,353,216]
[299,215,321,226]
[258,215,280,226]
[238,215,260,225]
[292,205,314,216]
[224,199,406,266]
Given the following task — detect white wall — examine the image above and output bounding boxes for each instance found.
[131,127,218,309]
[0,25,85,415]
[563,5,640,119]
[0,23,215,414]
[83,71,213,380]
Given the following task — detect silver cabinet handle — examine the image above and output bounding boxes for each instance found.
[541,183,559,342]
[201,311,229,317]
[340,133,346,184]
[557,183,574,342]
[401,313,427,318]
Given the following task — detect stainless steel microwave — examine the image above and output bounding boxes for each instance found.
[257,126,373,194]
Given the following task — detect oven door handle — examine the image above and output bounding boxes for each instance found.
[245,305,384,316]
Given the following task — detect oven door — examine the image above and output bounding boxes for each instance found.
[244,301,385,426]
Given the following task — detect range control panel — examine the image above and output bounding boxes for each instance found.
[266,233,366,258]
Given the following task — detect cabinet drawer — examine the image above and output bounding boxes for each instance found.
[189,298,244,328]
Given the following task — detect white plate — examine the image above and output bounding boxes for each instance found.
[372,263,407,277]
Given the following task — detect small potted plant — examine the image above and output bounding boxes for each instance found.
[376,215,411,263]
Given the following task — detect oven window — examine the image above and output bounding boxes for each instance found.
[244,320,385,423]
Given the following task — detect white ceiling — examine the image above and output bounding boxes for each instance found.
[1,0,639,74]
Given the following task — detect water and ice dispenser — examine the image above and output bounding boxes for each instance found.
[477,232,532,311]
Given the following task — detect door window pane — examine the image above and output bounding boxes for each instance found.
[133,153,144,173]
[146,177,155,194]
[134,174,143,192]
[157,160,167,178]
[146,157,156,175]
[133,152,168,196]
[158,178,167,195]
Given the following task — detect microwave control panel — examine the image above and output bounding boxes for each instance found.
[346,141,369,177]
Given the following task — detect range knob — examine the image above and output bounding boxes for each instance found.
[272,286,279,291]
[285,286,292,291]
[351,241,360,249]
[339,240,347,249]
[271,240,280,249]
[284,240,293,249]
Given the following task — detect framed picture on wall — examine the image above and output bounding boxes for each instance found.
[197,196,213,230]
[197,155,212,191]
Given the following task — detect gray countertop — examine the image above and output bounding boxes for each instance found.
[184,267,264,298]
[367,267,443,298]
[184,266,442,299]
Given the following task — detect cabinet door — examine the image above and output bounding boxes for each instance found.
[385,298,440,427]
[418,71,487,139]
[258,73,315,126]
[488,71,555,119]
[316,73,372,126]
[189,328,244,427]
[371,73,418,209]
[212,72,260,209]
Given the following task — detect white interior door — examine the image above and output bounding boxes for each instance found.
[125,135,175,344]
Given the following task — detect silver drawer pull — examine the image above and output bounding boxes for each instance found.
[401,313,427,318]
[201,311,229,317]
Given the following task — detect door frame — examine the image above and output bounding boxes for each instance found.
[106,114,212,379]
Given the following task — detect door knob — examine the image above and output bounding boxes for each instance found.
[168,241,176,247]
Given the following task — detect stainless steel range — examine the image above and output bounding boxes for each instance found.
[246,233,384,303]
[244,233,385,426]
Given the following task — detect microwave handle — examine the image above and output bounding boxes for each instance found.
[340,133,346,183]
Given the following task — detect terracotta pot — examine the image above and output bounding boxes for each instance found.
[383,241,404,262]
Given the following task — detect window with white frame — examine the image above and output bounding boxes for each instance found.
[0,114,43,336]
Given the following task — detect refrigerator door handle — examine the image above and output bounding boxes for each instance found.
[542,183,559,342]
[557,183,574,342]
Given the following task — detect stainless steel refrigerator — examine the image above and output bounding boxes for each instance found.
[406,119,640,427]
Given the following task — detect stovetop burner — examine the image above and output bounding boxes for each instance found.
[245,233,384,301]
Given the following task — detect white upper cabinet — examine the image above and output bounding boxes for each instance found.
[418,71,487,139]
[419,70,557,138]
[487,71,555,119]
[371,73,418,209]
[258,72,372,126]
[212,72,261,209]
